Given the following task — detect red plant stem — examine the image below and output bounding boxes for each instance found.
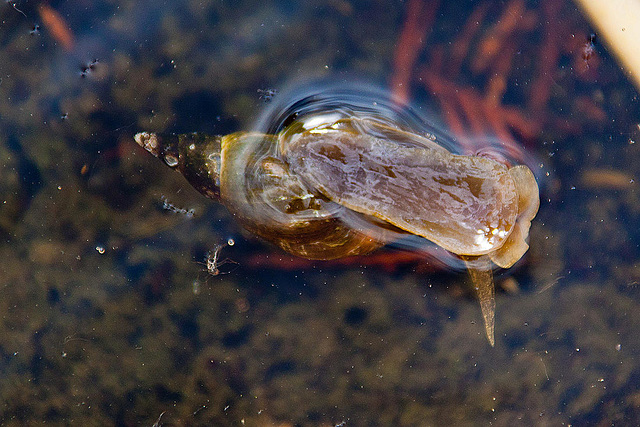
[456,88,489,136]
[485,38,518,107]
[528,0,562,112]
[472,0,526,73]
[449,2,491,76]
[422,73,473,145]
[390,0,441,105]
[38,4,74,51]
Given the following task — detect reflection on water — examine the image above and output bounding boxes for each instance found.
[1,0,639,425]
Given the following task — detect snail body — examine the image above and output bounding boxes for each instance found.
[135,93,540,346]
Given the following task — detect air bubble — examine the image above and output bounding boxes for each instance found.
[164,154,179,167]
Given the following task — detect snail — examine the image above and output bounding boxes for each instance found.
[134,89,539,346]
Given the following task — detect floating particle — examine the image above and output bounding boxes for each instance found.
[160,196,195,218]
[582,33,597,62]
[204,239,237,276]
[80,59,99,78]
[7,1,27,18]
[192,280,201,295]
[257,88,277,102]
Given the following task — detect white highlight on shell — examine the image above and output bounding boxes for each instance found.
[164,154,179,167]
[134,132,158,152]
[300,113,342,130]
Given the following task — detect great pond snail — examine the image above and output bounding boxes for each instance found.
[135,87,540,346]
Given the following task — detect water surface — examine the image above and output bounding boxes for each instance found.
[1,0,639,425]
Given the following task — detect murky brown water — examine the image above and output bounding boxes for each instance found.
[1,0,639,425]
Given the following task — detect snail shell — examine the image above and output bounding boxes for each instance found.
[135,118,538,265]
[134,106,540,347]
[219,131,399,259]
[134,128,399,260]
